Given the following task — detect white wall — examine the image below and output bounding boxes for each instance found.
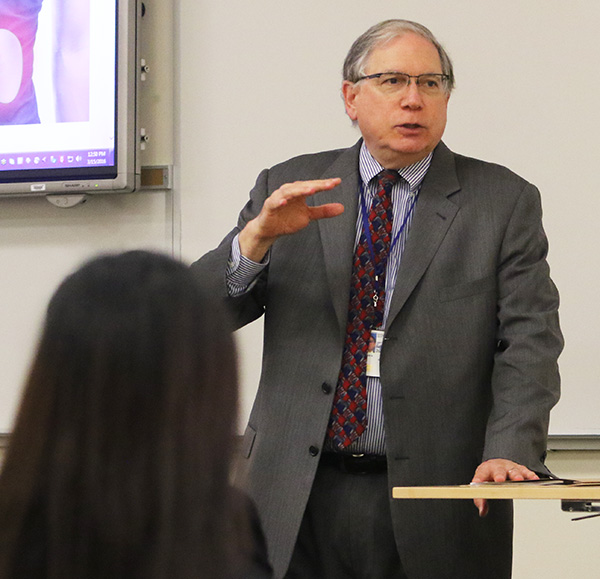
[0,192,173,430]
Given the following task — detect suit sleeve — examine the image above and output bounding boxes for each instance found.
[482,182,563,474]
[190,169,272,330]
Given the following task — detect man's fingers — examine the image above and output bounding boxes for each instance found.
[308,203,345,221]
[473,498,489,518]
[274,178,342,204]
[473,459,539,484]
[506,466,538,481]
[288,177,342,193]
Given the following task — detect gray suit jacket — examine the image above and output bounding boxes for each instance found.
[192,141,563,579]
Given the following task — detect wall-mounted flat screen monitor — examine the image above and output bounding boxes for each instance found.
[0,0,140,198]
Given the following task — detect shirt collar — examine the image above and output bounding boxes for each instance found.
[358,142,433,194]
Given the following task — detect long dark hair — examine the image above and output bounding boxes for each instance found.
[0,251,246,578]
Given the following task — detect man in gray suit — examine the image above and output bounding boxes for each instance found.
[192,19,562,579]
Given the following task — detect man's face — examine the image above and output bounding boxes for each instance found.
[343,32,449,169]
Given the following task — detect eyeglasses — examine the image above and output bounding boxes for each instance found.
[355,72,449,96]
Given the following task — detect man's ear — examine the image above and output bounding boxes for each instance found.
[342,81,359,121]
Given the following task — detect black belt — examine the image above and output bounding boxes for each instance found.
[320,452,387,475]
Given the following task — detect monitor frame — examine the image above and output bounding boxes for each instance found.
[0,0,141,199]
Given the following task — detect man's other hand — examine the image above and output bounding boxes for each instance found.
[471,458,539,517]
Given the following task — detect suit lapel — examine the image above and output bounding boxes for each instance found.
[305,141,461,332]
[386,142,461,327]
[308,142,361,332]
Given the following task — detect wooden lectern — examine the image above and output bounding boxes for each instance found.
[393,479,600,500]
[393,480,600,519]
[392,479,600,518]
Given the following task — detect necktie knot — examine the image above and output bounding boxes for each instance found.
[377,169,400,194]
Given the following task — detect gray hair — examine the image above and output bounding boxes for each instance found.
[343,19,455,93]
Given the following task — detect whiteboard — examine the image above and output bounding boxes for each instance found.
[177,0,600,437]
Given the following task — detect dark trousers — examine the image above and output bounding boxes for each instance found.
[285,459,408,579]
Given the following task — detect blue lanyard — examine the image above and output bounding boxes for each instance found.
[359,180,420,287]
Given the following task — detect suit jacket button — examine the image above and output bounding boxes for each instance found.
[321,382,332,395]
[309,445,320,457]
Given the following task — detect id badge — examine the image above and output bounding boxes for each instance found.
[366,329,385,378]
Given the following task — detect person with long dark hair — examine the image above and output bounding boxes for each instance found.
[0,250,271,579]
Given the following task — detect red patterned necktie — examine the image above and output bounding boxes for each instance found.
[327,169,399,450]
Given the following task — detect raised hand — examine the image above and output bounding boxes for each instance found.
[239,178,344,262]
